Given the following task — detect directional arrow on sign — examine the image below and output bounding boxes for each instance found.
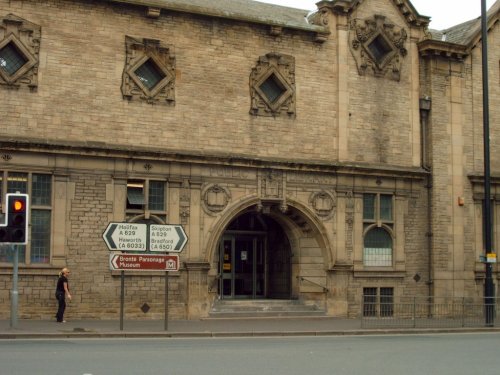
[149,224,188,252]
[103,222,147,251]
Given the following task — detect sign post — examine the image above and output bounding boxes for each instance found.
[103,222,187,331]
[10,245,18,329]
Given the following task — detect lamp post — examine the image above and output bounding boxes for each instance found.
[481,0,494,326]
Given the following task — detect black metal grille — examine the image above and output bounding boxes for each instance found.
[0,42,28,76]
[363,287,377,317]
[134,59,165,90]
[363,287,394,317]
[380,287,394,317]
[367,35,392,64]
[259,74,285,103]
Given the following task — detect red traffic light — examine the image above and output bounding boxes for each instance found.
[12,199,24,212]
[1,194,29,244]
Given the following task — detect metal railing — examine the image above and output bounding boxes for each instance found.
[297,276,329,293]
[361,296,500,328]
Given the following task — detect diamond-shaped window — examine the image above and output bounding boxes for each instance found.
[0,42,28,77]
[134,59,166,90]
[259,74,286,104]
[367,34,394,65]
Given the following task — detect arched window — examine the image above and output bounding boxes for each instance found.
[363,227,392,266]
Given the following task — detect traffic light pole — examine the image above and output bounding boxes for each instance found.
[10,244,18,329]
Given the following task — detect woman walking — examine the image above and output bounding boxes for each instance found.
[55,267,72,323]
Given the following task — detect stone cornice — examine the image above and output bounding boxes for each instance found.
[316,0,430,27]
[100,0,330,38]
[0,138,428,179]
[417,39,469,60]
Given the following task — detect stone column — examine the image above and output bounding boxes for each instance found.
[185,261,211,319]
[51,173,73,267]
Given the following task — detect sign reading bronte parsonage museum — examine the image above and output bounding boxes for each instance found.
[109,253,179,271]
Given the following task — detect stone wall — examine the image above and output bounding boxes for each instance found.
[0,0,498,320]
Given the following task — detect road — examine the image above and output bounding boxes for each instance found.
[1,333,499,375]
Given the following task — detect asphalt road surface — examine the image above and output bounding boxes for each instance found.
[1,333,499,375]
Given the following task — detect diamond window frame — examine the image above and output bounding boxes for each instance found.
[349,15,407,81]
[122,36,176,104]
[364,32,396,69]
[254,68,293,113]
[250,52,296,117]
[127,54,173,99]
[0,15,40,89]
[0,40,27,75]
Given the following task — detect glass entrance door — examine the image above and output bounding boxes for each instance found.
[219,234,266,299]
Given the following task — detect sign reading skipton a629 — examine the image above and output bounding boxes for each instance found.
[149,225,188,252]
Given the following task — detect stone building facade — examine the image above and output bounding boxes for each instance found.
[0,0,498,320]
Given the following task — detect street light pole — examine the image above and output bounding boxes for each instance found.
[481,0,494,326]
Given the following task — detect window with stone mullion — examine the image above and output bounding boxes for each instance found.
[0,171,52,264]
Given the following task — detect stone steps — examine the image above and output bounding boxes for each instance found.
[209,299,326,318]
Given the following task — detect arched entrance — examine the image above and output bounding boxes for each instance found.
[218,211,291,299]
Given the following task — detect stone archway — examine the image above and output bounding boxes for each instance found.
[207,198,333,302]
[217,210,292,299]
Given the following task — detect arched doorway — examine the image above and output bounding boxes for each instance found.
[218,211,291,299]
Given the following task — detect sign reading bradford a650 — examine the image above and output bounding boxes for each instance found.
[149,224,188,252]
[102,222,147,251]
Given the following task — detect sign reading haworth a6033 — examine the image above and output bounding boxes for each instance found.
[103,222,147,251]
[149,224,188,252]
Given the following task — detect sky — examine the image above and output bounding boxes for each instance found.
[257,0,496,30]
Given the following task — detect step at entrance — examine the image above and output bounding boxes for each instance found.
[209,299,326,318]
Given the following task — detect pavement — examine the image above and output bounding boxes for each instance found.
[1,317,500,339]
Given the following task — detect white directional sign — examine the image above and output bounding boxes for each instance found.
[149,224,188,252]
[103,222,147,251]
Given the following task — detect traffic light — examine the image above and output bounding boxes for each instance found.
[0,193,29,244]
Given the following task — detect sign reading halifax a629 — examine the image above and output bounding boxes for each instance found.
[103,222,147,251]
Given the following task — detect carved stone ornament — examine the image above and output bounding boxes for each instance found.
[250,52,295,117]
[179,179,190,224]
[349,15,407,81]
[2,153,12,162]
[260,169,284,200]
[201,184,231,215]
[309,190,336,220]
[122,36,175,104]
[0,14,41,90]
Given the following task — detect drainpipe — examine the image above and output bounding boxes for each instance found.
[420,96,433,311]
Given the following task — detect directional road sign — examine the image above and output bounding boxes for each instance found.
[103,222,147,251]
[109,253,179,271]
[149,224,188,252]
